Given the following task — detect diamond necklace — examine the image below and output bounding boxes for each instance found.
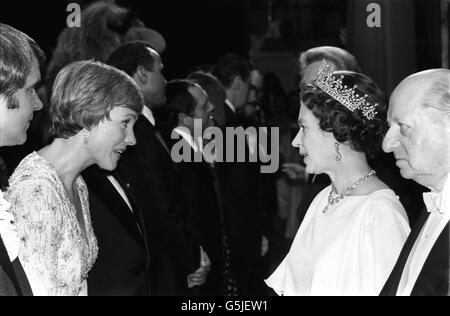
[323,170,376,213]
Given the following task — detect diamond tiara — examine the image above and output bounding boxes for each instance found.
[314,59,378,120]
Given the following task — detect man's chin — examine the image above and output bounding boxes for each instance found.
[398,168,414,180]
[14,135,27,146]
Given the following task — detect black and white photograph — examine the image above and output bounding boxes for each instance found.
[1,0,449,300]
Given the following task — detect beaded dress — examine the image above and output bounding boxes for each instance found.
[7,152,98,296]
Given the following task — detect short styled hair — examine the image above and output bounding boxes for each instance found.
[107,40,157,76]
[211,54,250,89]
[300,71,387,159]
[50,60,144,139]
[187,71,226,128]
[0,23,45,97]
[299,46,360,78]
[156,80,199,135]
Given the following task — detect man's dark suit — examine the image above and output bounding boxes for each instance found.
[217,105,263,295]
[0,239,33,296]
[380,210,449,296]
[170,137,225,296]
[1,157,33,296]
[83,165,151,296]
[119,115,200,295]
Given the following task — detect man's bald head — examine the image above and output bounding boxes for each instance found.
[393,69,450,115]
[383,69,450,191]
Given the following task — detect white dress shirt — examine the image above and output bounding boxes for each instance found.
[0,189,20,262]
[141,106,156,126]
[106,175,133,213]
[396,173,450,296]
[173,127,200,153]
[225,99,236,114]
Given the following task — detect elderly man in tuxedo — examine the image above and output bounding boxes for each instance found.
[381,69,450,296]
[0,23,45,296]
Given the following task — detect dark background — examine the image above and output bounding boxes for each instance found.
[1,0,250,80]
[1,0,443,88]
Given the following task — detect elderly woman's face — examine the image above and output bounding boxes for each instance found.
[292,103,335,174]
[87,106,138,171]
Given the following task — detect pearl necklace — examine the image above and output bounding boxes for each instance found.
[323,170,376,213]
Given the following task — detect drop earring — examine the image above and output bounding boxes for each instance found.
[335,142,342,161]
[83,129,89,146]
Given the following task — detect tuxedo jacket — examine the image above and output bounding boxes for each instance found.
[83,165,151,296]
[0,158,33,297]
[0,239,33,296]
[217,105,263,295]
[118,116,200,295]
[168,138,225,296]
[380,210,449,296]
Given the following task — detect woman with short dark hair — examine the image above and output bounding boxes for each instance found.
[7,60,144,296]
[266,60,410,296]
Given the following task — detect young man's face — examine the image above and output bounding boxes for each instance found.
[0,57,42,147]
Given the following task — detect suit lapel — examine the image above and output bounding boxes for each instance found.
[85,167,145,247]
[112,169,146,240]
[0,238,23,296]
[11,259,33,296]
[380,209,430,295]
[411,220,450,295]
[138,117,176,169]
[205,163,223,214]
[113,168,151,271]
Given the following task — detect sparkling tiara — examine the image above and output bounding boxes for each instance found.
[314,59,378,120]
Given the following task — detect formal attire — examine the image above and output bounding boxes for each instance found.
[266,187,410,296]
[83,165,151,296]
[169,128,225,296]
[7,152,98,296]
[381,173,450,296]
[119,109,200,295]
[218,100,263,295]
[0,188,33,296]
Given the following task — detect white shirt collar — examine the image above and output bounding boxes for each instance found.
[225,99,236,113]
[141,106,156,126]
[423,173,450,214]
[174,127,200,152]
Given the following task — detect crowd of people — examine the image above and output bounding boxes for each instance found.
[1,1,449,296]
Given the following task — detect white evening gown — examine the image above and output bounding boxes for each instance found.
[266,186,410,296]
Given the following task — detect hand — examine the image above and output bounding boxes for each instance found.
[187,247,211,288]
[282,163,307,181]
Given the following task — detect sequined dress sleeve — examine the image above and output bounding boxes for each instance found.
[7,153,98,296]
